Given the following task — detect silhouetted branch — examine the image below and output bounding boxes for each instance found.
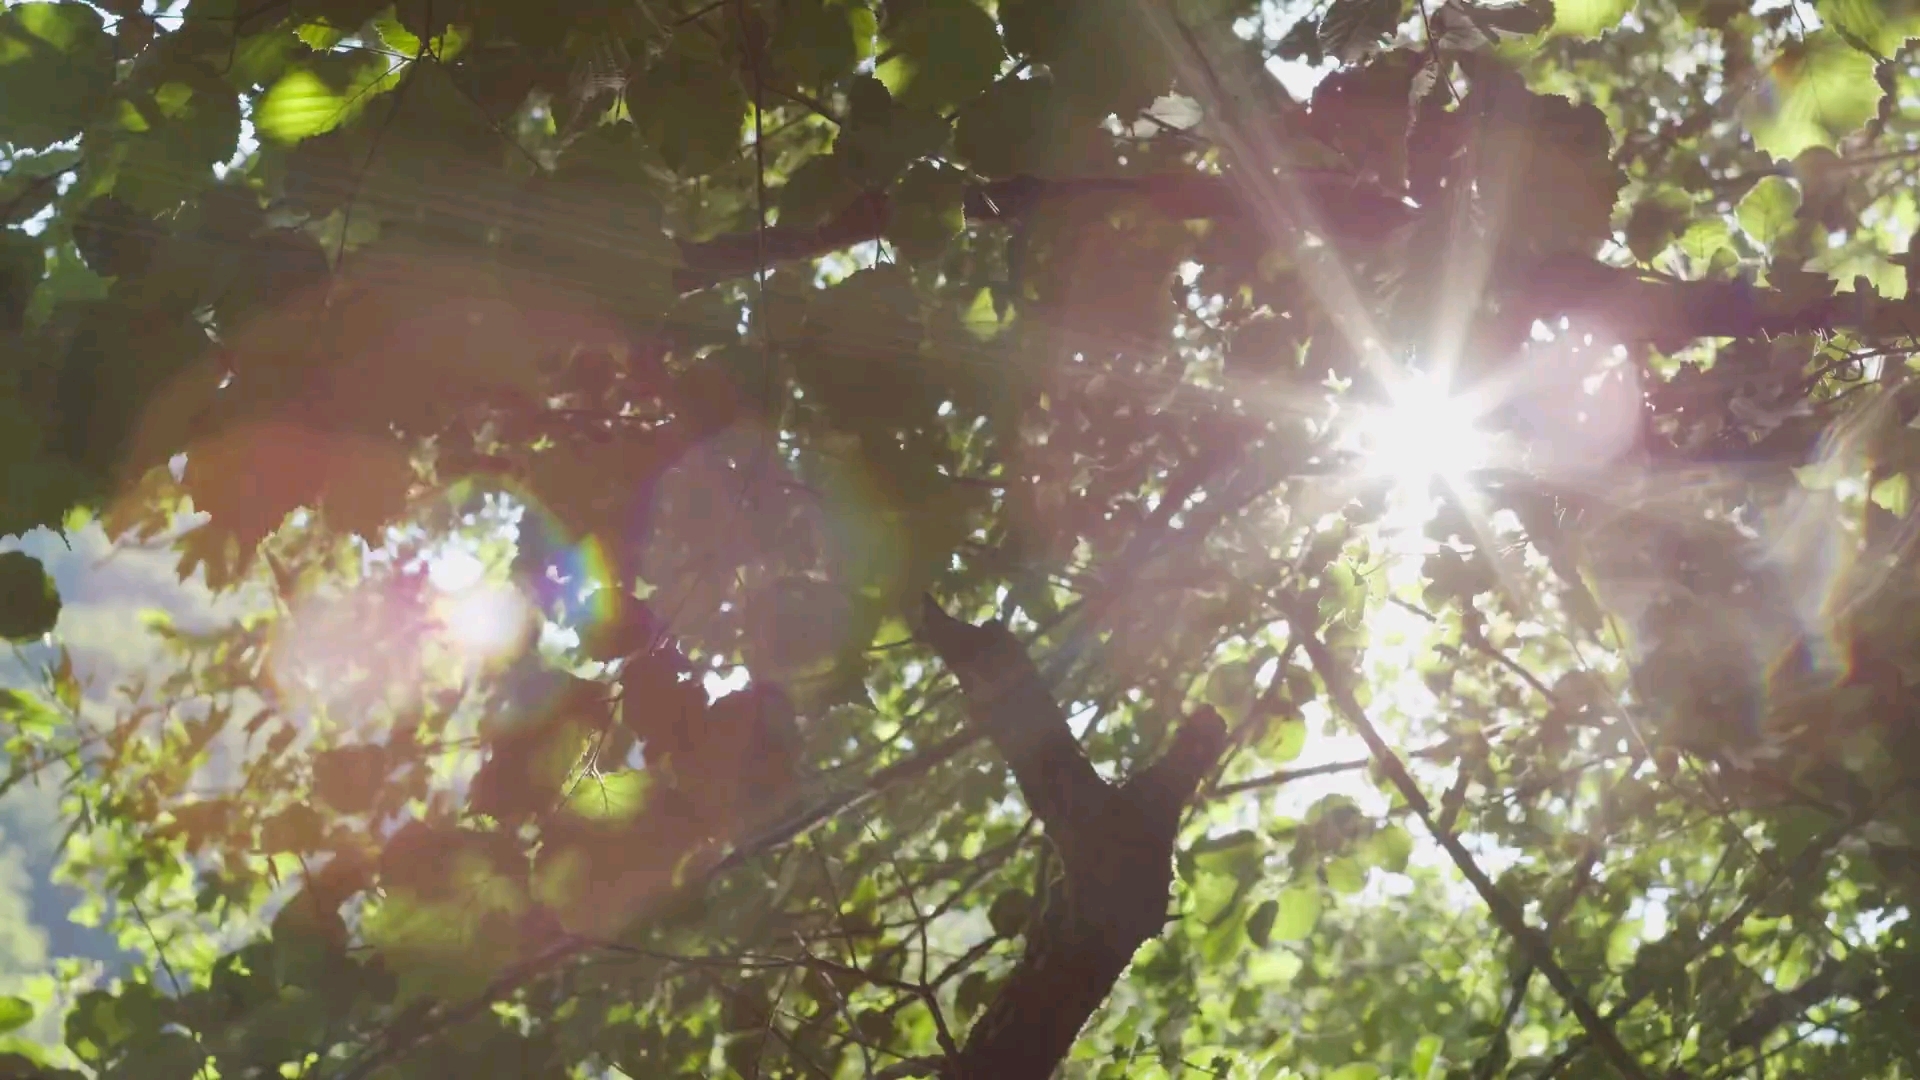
[918,597,1228,1080]
[670,172,1916,353]
[671,172,1414,291]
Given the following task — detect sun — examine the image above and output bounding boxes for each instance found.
[1346,369,1495,496]
[426,546,533,665]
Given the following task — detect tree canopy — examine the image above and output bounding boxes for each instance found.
[5,0,1920,1076]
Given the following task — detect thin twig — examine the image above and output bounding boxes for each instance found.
[1282,598,1651,1080]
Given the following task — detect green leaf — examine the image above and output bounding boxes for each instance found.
[1737,177,1803,245]
[1203,659,1256,723]
[1676,217,1733,265]
[1605,917,1641,968]
[0,996,33,1036]
[1246,898,1280,947]
[1261,715,1308,763]
[772,0,877,87]
[1324,856,1366,894]
[997,0,1171,116]
[565,770,652,823]
[778,154,860,229]
[953,73,1101,177]
[0,689,62,738]
[255,57,398,143]
[885,160,966,263]
[1818,0,1920,56]
[1745,33,1885,161]
[835,76,952,187]
[987,888,1031,937]
[1475,89,1625,260]
[954,970,994,1019]
[114,76,244,212]
[1871,472,1912,517]
[1319,0,1406,62]
[1625,195,1690,263]
[1411,1034,1445,1079]
[362,891,517,1005]
[1447,0,1555,40]
[878,0,1005,113]
[0,550,61,642]
[1365,824,1415,873]
[296,20,349,52]
[629,33,749,175]
[131,1031,213,1080]
[1551,0,1632,37]
[1328,1065,1382,1080]
[1270,885,1323,942]
[0,2,116,150]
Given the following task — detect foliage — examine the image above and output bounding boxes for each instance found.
[5,0,1920,1077]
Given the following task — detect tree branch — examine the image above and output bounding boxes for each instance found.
[671,172,1414,292]
[670,172,1916,351]
[918,597,1227,1080]
[1540,813,1866,1079]
[1726,956,1877,1053]
[1280,597,1651,1080]
[916,596,1105,861]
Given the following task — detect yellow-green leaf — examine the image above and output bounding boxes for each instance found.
[0,995,32,1035]
[1745,33,1884,161]
[1737,176,1802,244]
[565,769,653,823]
[1552,0,1633,37]
[1871,472,1911,517]
[256,59,397,143]
[1204,659,1257,723]
[257,70,349,142]
[1818,0,1920,56]
[1270,884,1322,942]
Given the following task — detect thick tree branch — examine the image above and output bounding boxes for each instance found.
[918,597,1227,1080]
[670,173,1918,349]
[672,173,1414,292]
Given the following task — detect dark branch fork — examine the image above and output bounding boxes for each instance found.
[343,598,1225,1080]
[916,595,1228,1080]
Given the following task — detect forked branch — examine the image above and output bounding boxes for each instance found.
[918,596,1227,1080]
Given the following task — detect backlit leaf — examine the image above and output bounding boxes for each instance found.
[1737,176,1802,244]
[1270,885,1322,942]
[256,59,398,143]
[1745,33,1884,161]
[565,769,652,824]
[1872,473,1911,517]
[0,996,32,1035]
[1551,0,1632,37]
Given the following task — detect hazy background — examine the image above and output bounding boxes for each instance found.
[0,520,257,1043]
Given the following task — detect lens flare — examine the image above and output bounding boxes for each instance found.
[431,581,533,664]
